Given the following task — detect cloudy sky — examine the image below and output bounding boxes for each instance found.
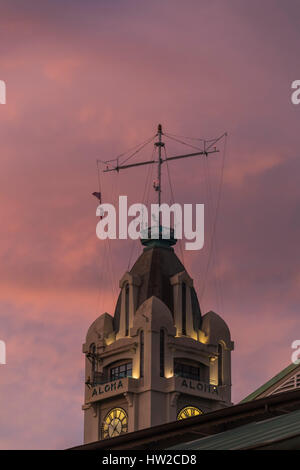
[0,0,300,449]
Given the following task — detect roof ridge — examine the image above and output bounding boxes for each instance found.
[240,362,300,403]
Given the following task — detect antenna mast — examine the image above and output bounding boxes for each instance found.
[100,124,226,229]
[154,123,164,225]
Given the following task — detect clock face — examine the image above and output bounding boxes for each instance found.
[102,407,128,439]
[177,406,203,420]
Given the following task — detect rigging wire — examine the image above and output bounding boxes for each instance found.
[95,160,104,312]
[163,146,185,265]
[97,134,156,169]
[95,161,114,311]
[199,153,213,313]
[163,131,217,142]
[96,160,118,302]
[163,131,227,311]
[204,157,223,313]
[200,134,228,305]
[163,133,204,152]
[164,131,227,155]
[95,128,227,316]
[127,144,156,270]
[120,134,156,166]
[164,130,228,312]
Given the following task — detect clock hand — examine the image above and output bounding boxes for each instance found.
[111,420,119,435]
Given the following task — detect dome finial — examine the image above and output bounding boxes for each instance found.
[141,225,177,248]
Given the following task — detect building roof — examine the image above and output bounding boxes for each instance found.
[70,388,300,450]
[113,244,202,333]
[170,409,300,450]
[240,362,299,403]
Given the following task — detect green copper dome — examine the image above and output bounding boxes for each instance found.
[140,225,177,248]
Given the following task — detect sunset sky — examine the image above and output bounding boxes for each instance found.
[0,0,300,449]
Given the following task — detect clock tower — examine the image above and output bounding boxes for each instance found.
[82,234,234,443]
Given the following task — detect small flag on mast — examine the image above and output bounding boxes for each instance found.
[92,191,101,201]
[92,192,104,219]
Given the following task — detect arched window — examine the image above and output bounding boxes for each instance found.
[181,282,186,335]
[218,343,223,385]
[140,330,144,378]
[160,329,165,377]
[125,283,130,336]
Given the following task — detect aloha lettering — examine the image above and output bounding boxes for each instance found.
[92,380,123,397]
[181,379,218,395]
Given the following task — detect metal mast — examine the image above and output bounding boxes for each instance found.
[154,123,164,225]
[101,124,226,230]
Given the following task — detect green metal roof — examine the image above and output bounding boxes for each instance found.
[240,362,299,403]
[170,409,300,450]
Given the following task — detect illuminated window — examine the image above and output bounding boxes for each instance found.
[140,331,144,378]
[125,284,130,336]
[110,362,132,381]
[160,329,165,377]
[218,343,223,385]
[182,282,186,335]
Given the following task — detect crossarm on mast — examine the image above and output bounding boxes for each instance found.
[164,148,218,163]
[103,149,218,173]
[103,159,156,172]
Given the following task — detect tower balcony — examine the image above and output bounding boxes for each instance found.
[166,375,228,402]
[86,376,139,404]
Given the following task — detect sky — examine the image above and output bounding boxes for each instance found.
[0,0,300,449]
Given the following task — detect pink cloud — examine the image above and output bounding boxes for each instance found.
[0,0,300,449]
